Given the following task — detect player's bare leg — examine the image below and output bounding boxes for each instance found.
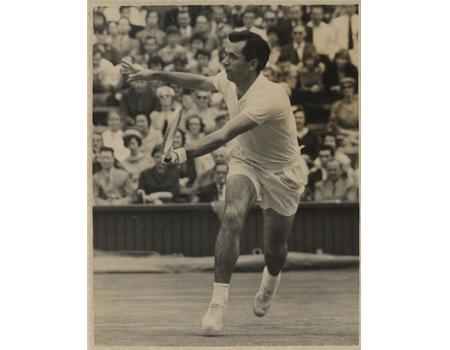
[254,208,295,317]
[202,175,256,335]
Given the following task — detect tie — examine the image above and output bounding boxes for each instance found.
[348,15,354,50]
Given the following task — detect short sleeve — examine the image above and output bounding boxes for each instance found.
[209,71,228,95]
[241,98,283,125]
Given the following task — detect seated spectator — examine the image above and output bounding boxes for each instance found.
[262,10,278,34]
[193,147,229,191]
[118,6,144,39]
[186,33,207,66]
[235,8,268,42]
[293,52,325,105]
[293,105,319,159]
[110,17,139,60]
[305,6,335,63]
[102,111,129,162]
[280,25,316,66]
[210,5,232,36]
[172,129,197,201]
[187,91,218,133]
[119,129,153,191]
[314,159,357,202]
[277,5,303,45]
[135,36,159,68]
[177,10,193,46]
[189,49,217,76]
[266,26,282,65]
[159,25,188,66]
[150,86,177,131]
[94,30,120,65]
[119,80,157,121]
[328,77,359,132]
[320,133,354,172]
[196,162,229,203]
[163,52,190,73]
[92,132,103,173]
[185,115,215,177]
[136,10,166,48]
[330,5,359,66]
[277,53,299,94]
[137,145,180,204]
[93,48,120,94]
[93,11,107,32]
[192,15,219,52]
[134,114,163,157]
[93,147,134,205]
[304,145,334,201]
[323,49,358,100]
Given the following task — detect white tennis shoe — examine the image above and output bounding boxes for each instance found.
[201,303,226,335]
[253,274,280,317]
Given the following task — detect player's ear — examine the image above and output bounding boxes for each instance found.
[248,58,258,72]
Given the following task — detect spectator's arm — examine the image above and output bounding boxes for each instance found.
[313,183,324,201]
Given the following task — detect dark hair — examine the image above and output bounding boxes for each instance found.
[194,48,211,60]
[135,113,151,125]
[185,115,205,132]
[166,25,180,36]
[119,6,131,13]
[190,33,206,45]
[99,146,115,156]
[175,129,186,147]
[229,31,270,73]
[173,52,188,65]
[123,134,142,147]
[334,49,352,64]
[146,9,159,21]
[266,26,280,37]
[148,55,164,68]
[292,105,305,114]
[151,144,163,157]
[318,145,335,157]
[214,161,229,172]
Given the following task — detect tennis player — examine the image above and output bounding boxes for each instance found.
[121,31,308,335]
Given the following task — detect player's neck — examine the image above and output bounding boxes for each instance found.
[236,73,258,100]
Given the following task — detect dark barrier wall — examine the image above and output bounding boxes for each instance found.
[93,203,359,256]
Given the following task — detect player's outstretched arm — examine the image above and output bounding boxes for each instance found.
[121,59,216,92]
[165,113,258,164]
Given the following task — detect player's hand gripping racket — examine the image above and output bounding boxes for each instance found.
[161,107,183,163]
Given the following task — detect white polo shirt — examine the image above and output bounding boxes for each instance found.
[211,71,301,172]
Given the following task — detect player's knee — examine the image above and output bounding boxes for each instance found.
[264,241,287,259]
[222,208,244,235]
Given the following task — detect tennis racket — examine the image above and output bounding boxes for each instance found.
[161,107,183,162]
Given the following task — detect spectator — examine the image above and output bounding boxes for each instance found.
[135,36,159,68]
[266,26,282,65]
[321,132,353,170]
[277,53,299,94]
[119,129,153,190]
[280,25,316,66]
[306,144,335,199]
[330,5,359,65]
[102,111,129,162]
[323,49,358,99]
[188,91,217,133]
[134,114,163,157]
[136,10,166,47]
[92,49,120,94]
[120,80,157,121]
[164,52,190,73]
[278,5,303,45]
[193,147,229,191]
[305,6,335,63]
[93,11,107,32]
[192,15,219,52]
[94,30,120,65]
[328,77,359,132]
[187,33,207,65]
[263,10,278,31]
[185,114,215,177]
[173,129,197,198]
[177,10,193,46]
[189,49,216,76]
[137,145,180,204]
[106,20,119,45]
[293,105,319,159]
[150,86,177,131]
[110,17,139,60]
[159,25,188,66]
[235,8,267,41]
[293,52,325,105]
[196,162,229,203]
[314,159,357,201]
[93,147,134,205]
[210,5,231,36]
[118,6,144,39]
[93,132,104,173]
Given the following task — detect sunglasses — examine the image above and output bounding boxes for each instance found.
[293,31,304,35]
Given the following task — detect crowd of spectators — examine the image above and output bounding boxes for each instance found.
[92,4,360,206]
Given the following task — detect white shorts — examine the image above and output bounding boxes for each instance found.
[227,156,309,217]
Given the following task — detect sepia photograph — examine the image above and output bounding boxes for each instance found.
[89,2,360,348]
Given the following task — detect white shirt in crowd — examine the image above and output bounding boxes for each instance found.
[306,21,336,59]
[102,129,130,162]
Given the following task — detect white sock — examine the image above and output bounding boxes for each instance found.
[262,266,281,291]
[211,282,229,305]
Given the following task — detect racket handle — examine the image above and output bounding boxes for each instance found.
[163,154,172,163]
